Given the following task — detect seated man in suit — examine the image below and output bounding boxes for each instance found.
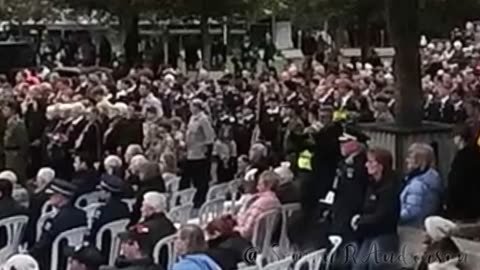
[30,179,87,270]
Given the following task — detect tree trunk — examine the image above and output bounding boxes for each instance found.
[121,12,139,67]
[387,0,423,127]
[200,0,211,69]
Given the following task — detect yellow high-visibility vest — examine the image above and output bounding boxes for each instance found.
[298,150,313,171]
[333,109,348,122]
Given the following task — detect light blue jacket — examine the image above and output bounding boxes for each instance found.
[173,254,221,270]
[400,168,443,227]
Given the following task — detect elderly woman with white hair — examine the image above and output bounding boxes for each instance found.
[104,155,123,178]
[0,170,29,208]
[136,192,176,248]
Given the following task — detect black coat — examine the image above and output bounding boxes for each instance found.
[356,173,401,239]
[141,213,176,268]
[207,233,253,268]
[24,190,49,247]
[30,203,87,270]
[104,119,131,155]
[72,169,100,198]
[446,144,480,221]
[76,121,103,161]
[330,151,369,241]
[130,176,166,225]
[301,123,342,212]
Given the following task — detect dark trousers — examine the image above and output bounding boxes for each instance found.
[352,234,399,270]
[182,159,210,208]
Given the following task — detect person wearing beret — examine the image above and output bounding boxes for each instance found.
[30,179,87,270]
[89,174,130,247]
[66,245,106,270]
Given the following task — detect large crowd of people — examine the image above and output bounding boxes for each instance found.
[2,21,480,270]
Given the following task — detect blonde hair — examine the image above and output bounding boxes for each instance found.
[258,171,280,191]
[408,143,436,170]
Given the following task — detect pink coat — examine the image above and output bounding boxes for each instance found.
[235,191,281,239]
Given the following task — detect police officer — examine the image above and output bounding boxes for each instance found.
[30,179,87,270]
[329,129,370,242]
[66,245,106,270]
[328,129,370,270]
[89,174,130,244]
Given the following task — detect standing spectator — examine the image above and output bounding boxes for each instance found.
[351,147,401,270]
[2,100,29,184]
[72,153,99,197]
[446,125,480,221]
[139,83,164,118]
[400,143,443,227]
[184,99,215,208]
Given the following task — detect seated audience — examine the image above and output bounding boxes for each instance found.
[116,227,164,270]
[137,192,176,244]
[90,175,130,243]
[0,170,29,208]
[206,215,253,267]
[274,162,300,204]
[24,167,55,246]
[173,225,222,270]
[66,245,106,270]
[30,179,87,270]
[400,143,443,227]
[104,155,124,178]
[234,171,282,239]
[72,153,99,197]
[130,162,166,225]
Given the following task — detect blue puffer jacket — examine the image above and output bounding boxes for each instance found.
[400,168,444,227]
[173,254,221,270]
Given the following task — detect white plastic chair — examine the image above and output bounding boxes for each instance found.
[252,209,281,263]
[0,215,29,262]
[170,188,196,208]
[198,198,226,226]
[239,265,259,270]
[50,226,89,270]
[121,198,135,212]
[206,183,230,201]
[41,200,55,215]
[279,203,301,255]
[294,248,327,270]
[325,236,343,270]
[96,219,129,266]
[83,203,105,229]
[166,177,181,194]
[261,256,294,270]
[169,203,193,225]
[152,234,177,269]
[36,208,59,241]
[75,191,104,208]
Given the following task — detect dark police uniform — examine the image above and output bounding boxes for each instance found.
[30,179,87,270]
[329,149,369,242]
[90,175,130,247]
